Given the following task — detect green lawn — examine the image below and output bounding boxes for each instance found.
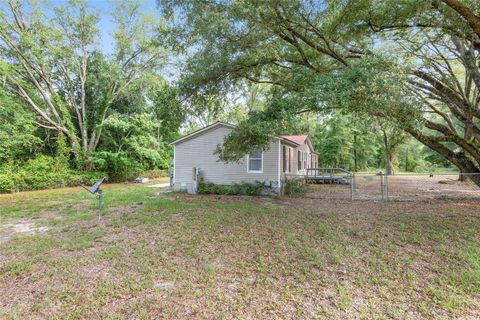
[0,182,479,319]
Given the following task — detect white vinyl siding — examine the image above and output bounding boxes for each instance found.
[281,138,316,178]
[173,125,279,192]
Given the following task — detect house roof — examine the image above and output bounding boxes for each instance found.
[170,121,235,145]
[280,135,308,145]
[171,122,317,154]
[281,134,319,155]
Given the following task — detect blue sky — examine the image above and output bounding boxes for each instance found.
[0,0,179,80]
[47,0,159,55]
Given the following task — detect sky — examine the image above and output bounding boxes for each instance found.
[35,0,182,80]
[0,0,181,81]
[46,0,159,55]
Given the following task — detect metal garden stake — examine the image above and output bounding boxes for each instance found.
[76,177,105,219]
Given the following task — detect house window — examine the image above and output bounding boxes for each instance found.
[248,148,263,172]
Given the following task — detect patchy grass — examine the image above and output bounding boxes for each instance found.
[0,181,479,319]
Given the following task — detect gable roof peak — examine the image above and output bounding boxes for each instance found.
[170,121,234,145]
[280,134,309,145]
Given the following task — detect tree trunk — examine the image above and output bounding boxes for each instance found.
[407,128,480,186]
[441,0,480,39]
[404,148,409,172]
[386,152,395,175]
[381,128,396,175]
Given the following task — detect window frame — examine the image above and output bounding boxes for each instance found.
[247,148,263,173]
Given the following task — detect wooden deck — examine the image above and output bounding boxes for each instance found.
[306,175,350,184]
[306,168,352,185]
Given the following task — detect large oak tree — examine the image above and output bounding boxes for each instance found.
[160,0,480,183]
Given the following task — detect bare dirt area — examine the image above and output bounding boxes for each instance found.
[1,184,480,319]
[0,221,49,245]
[303,173,480,201]
[386,174,480,200]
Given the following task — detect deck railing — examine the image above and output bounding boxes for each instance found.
[306,168,353,178]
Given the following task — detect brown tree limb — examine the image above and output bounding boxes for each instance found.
[441,0,480,38]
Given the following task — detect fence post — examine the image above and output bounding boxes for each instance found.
[380,172,385,201]
[350,173,355,200]
[384,174,388,201]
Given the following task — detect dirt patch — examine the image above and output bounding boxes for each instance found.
[0,222,49,244]
[154,280,176,290]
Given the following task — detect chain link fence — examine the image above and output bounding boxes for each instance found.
[300,172,480,201]
[383,173,480,201]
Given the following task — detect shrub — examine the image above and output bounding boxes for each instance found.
[67,171,108,186]
[140,168,169,179]
[0,173,15,193]
[17,156,66,190]
[0,162,16,193]
[89,152,142,182]
[0,156,109,193]
[198,181,266,196]
[236,181,264,195]
[283,178,307,196]
[198,181,225,194]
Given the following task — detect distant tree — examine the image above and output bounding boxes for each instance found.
[312,115,380,172]
[0,86,41,163]
[0,0,167,162]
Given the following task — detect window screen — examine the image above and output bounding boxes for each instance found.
[248,148,262,172]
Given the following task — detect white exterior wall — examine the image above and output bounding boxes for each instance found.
[280,140,316,178]
[173,126,280,193]
[296,142,312,175]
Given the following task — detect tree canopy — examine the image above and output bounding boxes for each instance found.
[0,0,182,189]
[159,0,480,181]
[0,0,170,160]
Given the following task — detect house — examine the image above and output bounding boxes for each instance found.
[170,121,318,194]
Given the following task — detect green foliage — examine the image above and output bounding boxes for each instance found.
[89,152,141,182]
[0,156,68,192]
[98,113,166,167]
[0,155,108,193]
[0,172,15,193]
[151,82,185,142]
[0,1,176,172]
[163,0,480,177]
[19,156,69,190]
[216,57,420,169]
[140,168,169,179]
[313,114,379,171]
[283,178,307,197]
[0,89,42,164]
[197,181,266,196]
[69,171,108,186]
